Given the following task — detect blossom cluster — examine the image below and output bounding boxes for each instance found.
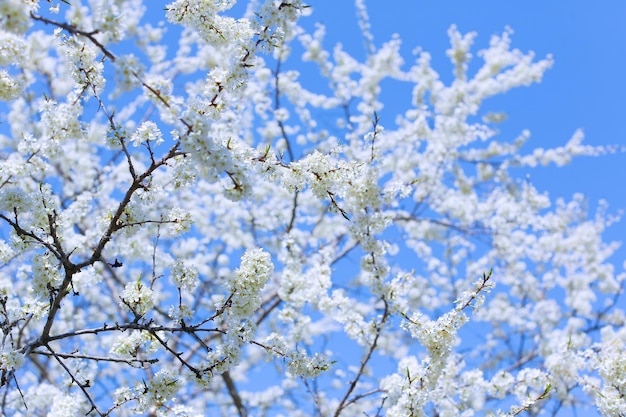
[120,278,155,318]
[226,247,273,322]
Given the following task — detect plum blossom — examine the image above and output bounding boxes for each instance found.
[121,278,155,317]
[226,248,273,321]
[130,121,163,147]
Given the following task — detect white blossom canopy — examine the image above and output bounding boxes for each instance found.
[0,1,624,416]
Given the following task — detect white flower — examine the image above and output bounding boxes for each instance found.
[110,330,158,358]
[170,260,198,291]
[130,121,163,147]
[0,348,25,371]
[31,252,62,300]
[0,70,23,100]
[121,278,154,317]
[0,0,32,33]
[286,350,331,378]
[146,369,183,405]
[0,188,33,213]
[167,207,192,236]
[227,248,273,320]
[402,310,468,363]
[168,304,194,323]
[48,394,84,417]
[490,371,515,399]
[39,99,84,142]
[62,37,105,94]
[114,54,145,92]
[0,240,14,263]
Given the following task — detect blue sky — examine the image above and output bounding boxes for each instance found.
[301,1,626,255]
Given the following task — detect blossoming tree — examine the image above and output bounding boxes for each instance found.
[0,0,624,416]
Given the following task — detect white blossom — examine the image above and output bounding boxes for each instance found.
[121,278,155,317]
[110,330,158,358]
[170,260,198,291]
[227,248,273,321]
[0,348,24,372]
[130,121,163,147]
